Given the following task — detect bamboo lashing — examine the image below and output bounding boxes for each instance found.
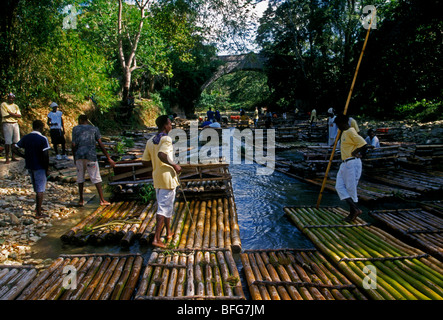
[0,266,38,300]
[316,10,376,208]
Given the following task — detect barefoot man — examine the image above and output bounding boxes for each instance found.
[72,114,115,206]
[334,114,373,222]
[142,115,181,248]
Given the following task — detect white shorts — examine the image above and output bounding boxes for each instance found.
[156,188,176,218]
[2,122,20,144]
[75,159,102,184]
[335,158,362,203]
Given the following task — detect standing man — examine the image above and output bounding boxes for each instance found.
[15,120,51,218]
[1,93,21,163]
[47,102,68,160]
[141,115,181,248]
[206,107,215,122]
[327,108,338,146]
[334,114,373,222]
[310,108,317,126]
[254,107,259,127]
[72,114,115,206]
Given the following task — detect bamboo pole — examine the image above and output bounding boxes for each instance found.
[99,257,127,300]
[316,10,376,208]
[0,268,38,300]
[119,255,143,300]
[59,256,96,300]
[26,258,73,300]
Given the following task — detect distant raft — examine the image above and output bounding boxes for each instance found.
[135,249,245,300]
[240,249,367,300]
[285,206,443,300]
[15,254,143,300]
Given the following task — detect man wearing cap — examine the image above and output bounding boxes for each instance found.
[327,108,337,146]
[334,114,373,222]
[47,102,68,160]
[1,93,21,164]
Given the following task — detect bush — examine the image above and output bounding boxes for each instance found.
[395,99,443,122]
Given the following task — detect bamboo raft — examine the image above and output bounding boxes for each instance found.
[420,201,443,218]
[369,208,443,261]
[48,165,112,183]
[15,254,143,300]
[364,168,443,194]
[284,206,443,300]
[60,197,242,252]
[135,248,245,300]
[240,249,367,300]
[169,198,242,253]
[60,201,158,247]
[0,265,38,300]
[274,167,420,203]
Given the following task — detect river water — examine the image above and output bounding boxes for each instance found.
[31,129,370,262]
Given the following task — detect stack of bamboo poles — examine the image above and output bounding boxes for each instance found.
[420,201,443,218]
[169,197,242,253]
[299,176,420,203]
[284,206,443,300]
[365,168,443,194]
[16,254,143,300]
[370,208,442,261]
[0,265,38,300]
[48,166,111,183]
[240,249,367,300]
[135,249,245,300]
[60,201,158,247]
[181,180,227,193]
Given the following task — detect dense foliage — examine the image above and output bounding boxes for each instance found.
[1,0,441,121]
[255,0,443,119]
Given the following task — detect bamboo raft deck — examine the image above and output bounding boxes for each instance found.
[0,265,38,300]
[240,249,367,300]
[364,168,443,194]
[284,206,443,300]
[15,253,143,300]
[369,208,443,261]
[60,197,242,252]
[135,248,245,300]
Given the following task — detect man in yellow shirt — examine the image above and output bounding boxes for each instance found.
[334,114,373,222]
[1,93,22,163]
[142,115,181,248]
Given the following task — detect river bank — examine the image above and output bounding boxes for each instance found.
[0,159,95,267]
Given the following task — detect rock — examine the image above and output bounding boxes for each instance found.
[9,213,20,225]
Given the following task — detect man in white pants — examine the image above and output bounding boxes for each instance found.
[334,114,373,222]
[1,93,21,163]
[142,115,181,248]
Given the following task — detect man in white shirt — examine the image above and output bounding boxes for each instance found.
[47,102,68,160]
[365,129,380,148]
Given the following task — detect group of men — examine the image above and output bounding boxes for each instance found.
[1,94,114,219]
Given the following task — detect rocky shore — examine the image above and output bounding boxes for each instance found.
[0,159,93,268]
